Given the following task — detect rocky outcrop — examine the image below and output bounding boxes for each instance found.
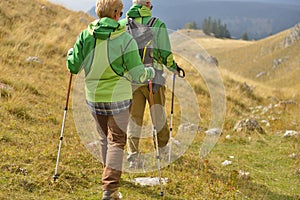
[234,118,266,134]
[284,23,300,47]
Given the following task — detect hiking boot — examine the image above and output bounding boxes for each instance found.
[127,152,139,162]
[102,190,123,200]
[127,152,142,169]
[129,159,138,168]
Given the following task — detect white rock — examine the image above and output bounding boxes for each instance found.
[221,160,232,166]
[133,177,168,186]
[283,130,299,138]
[26,56,43,64]
[288,153,297,159]
[225,135,231,139]
[205,128,221,135]
[238,170,250,179]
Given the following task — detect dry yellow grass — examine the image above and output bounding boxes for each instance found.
[189,28,300,101]
[1,0,299,199]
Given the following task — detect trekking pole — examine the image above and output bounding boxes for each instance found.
[168,68,185,167]
[53,73,73,181]
[148,79,164,196]
[168,74,176,167]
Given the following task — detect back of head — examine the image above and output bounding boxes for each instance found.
[132,0,151,6]
[95,0,123,18]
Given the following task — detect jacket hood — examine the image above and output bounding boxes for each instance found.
[126,4,152,18]
[88,17,125,40]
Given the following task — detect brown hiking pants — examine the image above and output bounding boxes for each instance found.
[91,109,129,191]
[127,85,169,156]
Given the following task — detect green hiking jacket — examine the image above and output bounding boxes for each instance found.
[119,4,177,72]
[66,17,154,102]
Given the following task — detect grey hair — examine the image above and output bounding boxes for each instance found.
[132,0,151,6]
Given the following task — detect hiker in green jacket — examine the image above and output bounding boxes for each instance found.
[119,0,185,168]
[66,0,155,199]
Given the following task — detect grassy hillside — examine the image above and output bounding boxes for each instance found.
[1,0,299,199]
[191,27,300,100]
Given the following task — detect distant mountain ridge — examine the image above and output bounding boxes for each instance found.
[87,1,300,39]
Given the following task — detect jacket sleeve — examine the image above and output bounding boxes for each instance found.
[123,38,154,83]
[66,32,85,74]
[153,22,177,72]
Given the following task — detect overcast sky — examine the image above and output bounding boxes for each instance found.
[48,0,95,11]
[47,0,256,12]
[47,0,300,12]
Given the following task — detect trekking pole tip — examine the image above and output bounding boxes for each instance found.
[53,174,59,181]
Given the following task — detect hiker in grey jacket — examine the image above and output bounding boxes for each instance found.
[66,0,154,199]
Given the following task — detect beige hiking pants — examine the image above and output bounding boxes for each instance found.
[127,85,169,156]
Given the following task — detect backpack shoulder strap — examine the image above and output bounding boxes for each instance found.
[146,17,158,27]
[126,17,138,28]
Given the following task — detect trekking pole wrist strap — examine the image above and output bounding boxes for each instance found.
[176,66,185,78]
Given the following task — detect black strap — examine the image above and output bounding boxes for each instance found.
[146,17,158,27]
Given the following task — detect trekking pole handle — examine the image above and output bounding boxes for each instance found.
[148,79,156,127]
[64,74,73,110]
[171,74,175,113]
